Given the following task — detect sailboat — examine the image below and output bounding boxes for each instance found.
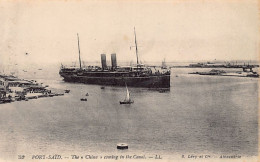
[120,84,134,104]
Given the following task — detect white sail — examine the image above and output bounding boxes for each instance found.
[125,85,130,101]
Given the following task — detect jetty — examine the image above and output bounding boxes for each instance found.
[0,74,64,104]
[171,62,259,69]
[189,68,259,78]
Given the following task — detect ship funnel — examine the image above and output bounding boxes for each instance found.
[101,54,107,69]
[111,53,117,69]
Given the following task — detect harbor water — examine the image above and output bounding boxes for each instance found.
[0,65,258,160]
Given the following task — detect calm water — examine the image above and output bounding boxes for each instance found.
[0,66,258,160]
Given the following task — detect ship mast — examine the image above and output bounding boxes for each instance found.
[77,33,82,69]
[134,27,139,65]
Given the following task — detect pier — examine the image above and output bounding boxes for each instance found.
[0,75,64,104]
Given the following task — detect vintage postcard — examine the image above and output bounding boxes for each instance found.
[0,0,258,161]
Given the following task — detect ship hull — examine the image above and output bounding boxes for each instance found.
[60,74,170,88]
[120,101,134,104]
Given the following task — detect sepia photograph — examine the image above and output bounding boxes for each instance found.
[0,0,258,161]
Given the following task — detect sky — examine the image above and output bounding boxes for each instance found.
[0,0,259,66]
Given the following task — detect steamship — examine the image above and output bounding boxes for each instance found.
[59,29,171,88]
